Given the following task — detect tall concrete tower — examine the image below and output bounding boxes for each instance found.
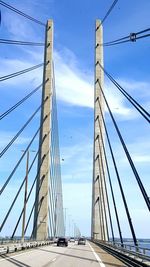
[91,20,108,241]
[33,20,53,240]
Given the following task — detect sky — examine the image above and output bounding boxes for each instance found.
[0,0,150,239]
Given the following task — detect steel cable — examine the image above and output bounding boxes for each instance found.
[0,1,46,27]
[11,153,39,238]
[0,63,44,82]
[0,38,44,46]
[96,85,138,246]
[97,80,150,212]
[0,97,49,195]
[0,121,48,232]
[11,149,47,238]
[96,136,115,242]
[0,82,45,121]
[99,0,118,27]
[103,28,150,46]
[96,108,123,244]
[97,62,150,123]
[0,149,39,232]
[0,105,41,158]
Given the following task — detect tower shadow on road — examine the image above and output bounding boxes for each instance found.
[0,254,31,267]
[37,246,126,267]
[37,247,98,263]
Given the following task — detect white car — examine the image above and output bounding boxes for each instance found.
[69,237,75,242]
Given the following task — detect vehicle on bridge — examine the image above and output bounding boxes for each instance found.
[69,237,75,242]
[57,237,68,247]
[78,237,86,245]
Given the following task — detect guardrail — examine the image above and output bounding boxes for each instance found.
[92,240,150,266]
[110,241,150,257]
[0,240,54,255]
[0,238,53,245]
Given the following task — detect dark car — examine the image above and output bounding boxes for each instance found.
[78,237,86,245]
[57,237,68,247]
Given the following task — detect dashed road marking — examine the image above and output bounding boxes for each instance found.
[51,257,56,262]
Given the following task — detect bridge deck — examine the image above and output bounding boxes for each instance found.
[89,241,127,267]
[0,241,127,267]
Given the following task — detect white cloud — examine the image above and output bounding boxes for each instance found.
[61,139,93,184]
[105,83,135,117]
[0,131,34,149]
[126,138,150,165]
[120,80,150,95]
[132,155,150,163]
[0,57,43,88]
[54,50,94,108]
[3,14,32,39]
[104,79,150,119]
[106,136,150,169]
[54,49,149,121]
[1,41,149,122]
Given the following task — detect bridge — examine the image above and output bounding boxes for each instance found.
[0,0,150,266]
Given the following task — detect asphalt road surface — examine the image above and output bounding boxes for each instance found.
[0,241,109,267]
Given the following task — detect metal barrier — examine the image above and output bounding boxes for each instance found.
[0,240,54,255]
[107,241,150,257]
[92,240,150,266]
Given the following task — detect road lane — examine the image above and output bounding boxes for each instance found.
[45,242,103,267]
[89,242,127,267]
[0,244,68,267]
[0,242,105,267]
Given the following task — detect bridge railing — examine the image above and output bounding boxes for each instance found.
[0,239,54,255]
[0,238,54,245]
[92,239,150,262]
[110,241,150,256]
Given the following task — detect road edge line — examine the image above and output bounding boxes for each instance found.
[88,242,106,267]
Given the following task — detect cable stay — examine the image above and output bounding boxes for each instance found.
[11,154,40,238]
[24,174,45,236]
[11,144,49,238]
[0,63,44,82]
[0,104,42,158]
[0,97,49,195]
[95,94,138,246]
[97,62,150,123]
[96,154,109,240]
[0,82,46,121]
[0,150,39,232]
[11,175,38,238]
[98,0,118,28]
[102,28,150,46]
[47,63,64,238]
[96,146,114,241]
[0,38,44,46]
[0,1,46,27]
[95,115,123,244]
[97,80,150,212]
[96,183,105,240]
[31,197,45,239]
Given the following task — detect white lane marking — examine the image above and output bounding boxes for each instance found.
[0,250,35,262]
[0,244,72,263]
[88,243,106,267]
[51,257,57,262]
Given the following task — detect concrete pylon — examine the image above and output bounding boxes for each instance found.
[91,20,108,241]
[33,20,53,240]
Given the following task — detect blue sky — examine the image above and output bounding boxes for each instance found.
[0,0,150,239]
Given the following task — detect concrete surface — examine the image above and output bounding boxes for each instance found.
[0,241,127,267]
